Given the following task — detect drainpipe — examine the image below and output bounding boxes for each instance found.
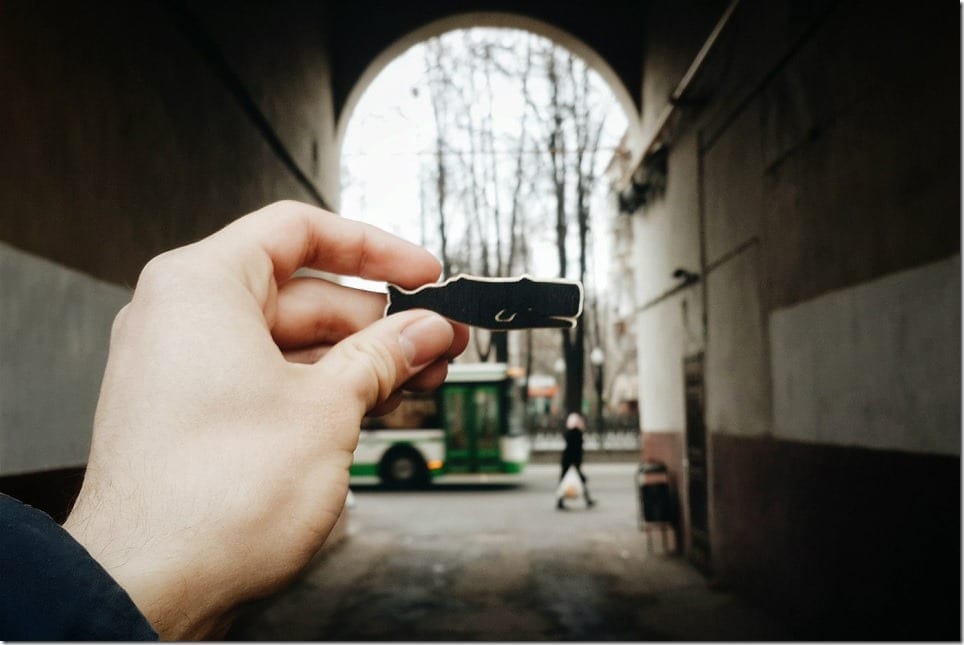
[619,0,741,195]
[645,0,740,156]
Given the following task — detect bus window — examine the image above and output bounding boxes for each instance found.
[474,387,499,452]
[361,392,440,430]
[505,381,525,436]
[443,387,468,450]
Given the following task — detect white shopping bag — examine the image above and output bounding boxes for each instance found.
[556,465,584,500]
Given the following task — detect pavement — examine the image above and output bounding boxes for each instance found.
[227,462,793,641]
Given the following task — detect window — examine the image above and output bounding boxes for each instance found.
[362,392,440,430]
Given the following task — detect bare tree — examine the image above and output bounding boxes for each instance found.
[534,44,612,415]
[418,31,618,398]
[421,31,540,364]
[423,38,454,278]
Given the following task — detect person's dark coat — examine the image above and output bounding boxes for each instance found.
[562,427,584,468]
[0,494,158,640]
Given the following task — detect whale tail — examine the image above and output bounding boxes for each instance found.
[385,284,405,316]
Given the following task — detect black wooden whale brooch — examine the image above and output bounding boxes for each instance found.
[386,274,583,330]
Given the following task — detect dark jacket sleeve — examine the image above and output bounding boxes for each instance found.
[0,493,159,641]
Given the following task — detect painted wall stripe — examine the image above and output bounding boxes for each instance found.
[0,242,130,475]
[769,255,960,456]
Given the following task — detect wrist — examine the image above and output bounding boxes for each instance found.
[63,506,228,640]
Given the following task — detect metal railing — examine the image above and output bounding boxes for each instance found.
[526,414,640,452]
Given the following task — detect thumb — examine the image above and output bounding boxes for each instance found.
[314,310,456,414]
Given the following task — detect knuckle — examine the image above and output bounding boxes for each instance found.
[344,337,399,408]
[134,248,207,302]
[110,304,130,336]
[262,201,313,229]
[136,250,182,288]
[271,199,305,211]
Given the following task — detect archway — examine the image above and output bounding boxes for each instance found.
[337,18,640,450]
[335,12,641,159]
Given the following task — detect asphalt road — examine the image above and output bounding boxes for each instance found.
[228,462,790,640]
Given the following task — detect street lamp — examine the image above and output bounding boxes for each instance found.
[553,358,566,375]
[590,347,605,449]
[553,358,566,416]
[590,347,605,368]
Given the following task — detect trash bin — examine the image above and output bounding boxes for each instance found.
[637,461,676,553]
[637,461,674,524]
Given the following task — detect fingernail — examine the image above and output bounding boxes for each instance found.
[399,314,453,367]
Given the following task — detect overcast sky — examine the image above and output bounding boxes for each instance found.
[339,28,627,293]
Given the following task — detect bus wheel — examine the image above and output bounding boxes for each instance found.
[380,448,429,488]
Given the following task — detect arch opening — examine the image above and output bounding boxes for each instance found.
[336,12,641,157]
[338,20,635,401]
[339,24,630,282]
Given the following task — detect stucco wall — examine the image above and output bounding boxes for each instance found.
[632,126,703,432]
[191,3,341,204]
[0,1,338,477]
[0,1,336,285]
[632,0,959,636]
[0,243,130,475]
[634,0,959,467]
[770,255,961,455]
[638,0,729,146]
[705,245,770,439]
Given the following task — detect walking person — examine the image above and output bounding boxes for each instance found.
[556,412,596,510]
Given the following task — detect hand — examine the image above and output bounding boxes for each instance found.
[62,201,468,639]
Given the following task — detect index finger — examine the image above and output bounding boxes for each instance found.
[212,200,442,292]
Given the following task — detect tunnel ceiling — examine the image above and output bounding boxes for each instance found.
[328,0,648,121]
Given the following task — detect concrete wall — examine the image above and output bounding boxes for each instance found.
[638,0,729,146]
[770,255,960,455]
[0,243,130,475]
[0,1,338,492]
[191,2,340,204]
[632,0,959,638]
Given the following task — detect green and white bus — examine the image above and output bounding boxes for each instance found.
[351,363,530,486]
